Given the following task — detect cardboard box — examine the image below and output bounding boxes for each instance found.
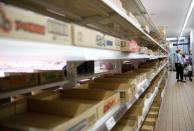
[115,37,122,50]
[103,73,137,79]
[129,105,143,116]
[120,40,128,52]
[122,71,147,83]
[0,73,38,91]
[72,24,105,49]
[30,88,120,119]
[0,103,15,120]
[122,113,142,128]
[139,47,148,54]
[59,89,120,119]
[37,70,65,84]
[104,72,143,84]
[117,119,137,130]
[132,69,154,80]
[112,125,134,131]
[89,82,134,101]
[103,73,140,85]
[104,35,121,50]
[121,40,139,52]
[0,95,97,131]
[0,4,72,45]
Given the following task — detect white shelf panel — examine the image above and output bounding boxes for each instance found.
[88,63,167,131]
[0,38,166,62]
[0,81,69,99]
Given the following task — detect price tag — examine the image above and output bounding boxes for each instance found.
[135,94,139,99]
[105,117,116,130]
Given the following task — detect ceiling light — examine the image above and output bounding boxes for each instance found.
[178,0,194,43]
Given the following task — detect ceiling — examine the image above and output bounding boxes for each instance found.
[140,0,193,37]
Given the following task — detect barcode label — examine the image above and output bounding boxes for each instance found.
[106,117,116,130]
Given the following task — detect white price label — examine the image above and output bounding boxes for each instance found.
[105,117,116,130]
[135,94,139,99]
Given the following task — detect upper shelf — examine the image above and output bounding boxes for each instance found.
[1,0,168,53]
[0,38,167,62]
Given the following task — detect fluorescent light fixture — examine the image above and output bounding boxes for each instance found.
[178,0,194,43]
[166,37,177,41]
[47,8,66,17]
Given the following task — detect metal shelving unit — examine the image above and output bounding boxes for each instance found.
[155,72,169,130]
[0,81,69,99]
[0,1,169,131]
[136,70,167,131]
[88,63,167,131]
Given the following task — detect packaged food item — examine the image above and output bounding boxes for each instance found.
[121,40,139,52]
[0,4,72,44]
[72,24,105,49]
[36,70,65,84]
[89,82,135,101]
[104,35,121,50]
[0,72,38,91]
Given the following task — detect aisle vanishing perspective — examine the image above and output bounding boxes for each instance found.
[156,72,194,131]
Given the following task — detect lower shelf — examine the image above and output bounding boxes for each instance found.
[88,63,167,131]
[0,81,69,99]
[136,70,167,131]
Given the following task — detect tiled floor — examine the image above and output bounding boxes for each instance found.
[156,72,194,131]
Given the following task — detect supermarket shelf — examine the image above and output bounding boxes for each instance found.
[88,63,167,131]
[99,0,167,53]
[0,81,69,99]
[155,72,169,130]
[121,0,160,36]
[2,0,168,53]
[128,53,150,59]
[0,38,165,61]
[136,70,167,131]
[77,71,115,81]
[149,55,168,60]
[158,55,168,59]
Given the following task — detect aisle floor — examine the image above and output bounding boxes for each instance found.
[156,72,194,131]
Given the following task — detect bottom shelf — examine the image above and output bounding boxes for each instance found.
[110,70,167,131]
[137,70,168,131]
[89,63,167,131]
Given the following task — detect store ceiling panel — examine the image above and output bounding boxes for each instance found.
[141,0,192,37]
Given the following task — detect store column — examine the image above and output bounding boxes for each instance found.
[190,28,194,75]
